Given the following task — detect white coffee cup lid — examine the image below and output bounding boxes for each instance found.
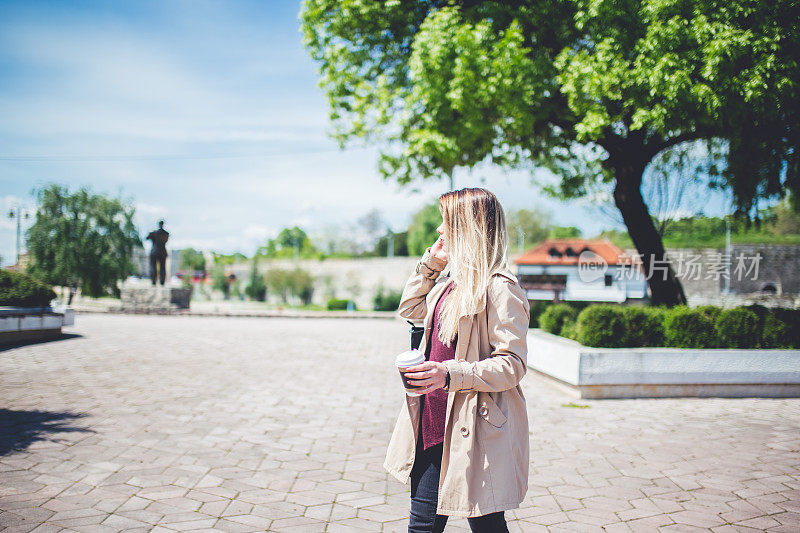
[396,349,425,367]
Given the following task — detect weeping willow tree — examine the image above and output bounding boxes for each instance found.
[27,184,141,301]
[301,0,799,305]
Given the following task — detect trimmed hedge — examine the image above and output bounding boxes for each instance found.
[694,304,722,321]
[326,298,356,311]
[538,304,578,337]
[0,270,56,307]
[539,301,799,349]
[772,308,800,348]
[663,307,719,348]
[714,307,760,348]
[573,305,627,348]
[620,306,666,347]
[529,300,550,328]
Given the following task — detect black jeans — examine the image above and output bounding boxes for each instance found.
[408,425,510,533]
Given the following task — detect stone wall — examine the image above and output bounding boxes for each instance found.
[226,255,446,310]
[221,245,800,310]
[223,252,525,310]
[623,245,800,308]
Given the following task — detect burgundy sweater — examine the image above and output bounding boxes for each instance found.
[421,279,457,450]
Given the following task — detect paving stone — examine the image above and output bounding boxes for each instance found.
[0,314,797,532]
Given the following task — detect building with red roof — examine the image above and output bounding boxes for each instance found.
[514,238,648,303]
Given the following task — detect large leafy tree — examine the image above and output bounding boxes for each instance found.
[301,0,799,305]
[257,226,318,259]
[27,184,141,300]
[506,207,553,250]
[180,247,206,273]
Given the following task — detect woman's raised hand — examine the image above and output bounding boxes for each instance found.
[430,235,449,263]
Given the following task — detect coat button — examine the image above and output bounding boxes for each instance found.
[460,426,469,437]
[479,406,488,417]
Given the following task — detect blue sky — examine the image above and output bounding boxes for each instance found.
[0,0,733,265]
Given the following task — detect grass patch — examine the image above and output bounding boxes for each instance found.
[561,402,591,408]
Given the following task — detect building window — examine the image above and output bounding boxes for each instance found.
[519,274,567,290]
[604,274,613,287]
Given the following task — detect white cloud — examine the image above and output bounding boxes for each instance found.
[243,224,275,243]
[137,203,168,216]
[289,216,313,228]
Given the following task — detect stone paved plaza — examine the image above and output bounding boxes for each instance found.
[1,314,799,532]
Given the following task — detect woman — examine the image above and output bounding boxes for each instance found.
[383,187,531,533]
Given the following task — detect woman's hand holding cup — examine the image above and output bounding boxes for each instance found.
[403,361,448,395]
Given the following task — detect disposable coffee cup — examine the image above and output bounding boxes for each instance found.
[395,349,426,396]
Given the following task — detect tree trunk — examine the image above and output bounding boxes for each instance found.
[613,160,688,307]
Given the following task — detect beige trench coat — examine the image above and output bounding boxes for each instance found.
[383,247,531,518]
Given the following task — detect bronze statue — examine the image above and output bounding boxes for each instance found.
[147,220,170,285]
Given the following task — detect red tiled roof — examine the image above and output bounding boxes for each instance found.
[513,238,635,266]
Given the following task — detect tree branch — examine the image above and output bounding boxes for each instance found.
[644,126,720,161]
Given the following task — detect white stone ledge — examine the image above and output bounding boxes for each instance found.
[527,329,800,399]
[0,307,75,344]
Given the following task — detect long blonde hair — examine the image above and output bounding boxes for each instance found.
[436,187,510,347]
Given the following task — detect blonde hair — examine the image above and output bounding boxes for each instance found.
[436,187,510,347]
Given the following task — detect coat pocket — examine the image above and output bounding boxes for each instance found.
[478,393,508,428]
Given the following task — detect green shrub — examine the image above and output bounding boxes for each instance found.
[264,267,314,304]
[695,304,722,321]
[560,320,578,340]
[244,260,267,301]
[0,270,57,307]
[714,307,760,348]
[327,298,356,311]
[288,267,315,305]
[574,305,626,347]
[529,300,550,328]
[739,304,778,348]
[664,306,719,348]
[743,304,769,322]
[760,313,790,348]
[538,304,578,336]
[373,285,402,311]
[620,306,666,347]
[771,308,800,348]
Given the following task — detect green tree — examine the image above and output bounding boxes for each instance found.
[257,226,318,259]
[374,230,409,256]
[288,267,315,305]
[264,267,315,305]
[211,265,232,299]
[265,268,290,303]
[212,252,247,265]
[549,226,582,239]
[301,0,799,306]
[763,196,800,236]
[180,248,206,272]
[26,184,140,300]
[406,202,442,256]
[506,208,553,250]
[244,259,267,301]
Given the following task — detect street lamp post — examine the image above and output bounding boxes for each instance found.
[723,218,731,294]
[8,206,30,267]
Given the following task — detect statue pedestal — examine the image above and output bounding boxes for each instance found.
[120,281,191,312]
